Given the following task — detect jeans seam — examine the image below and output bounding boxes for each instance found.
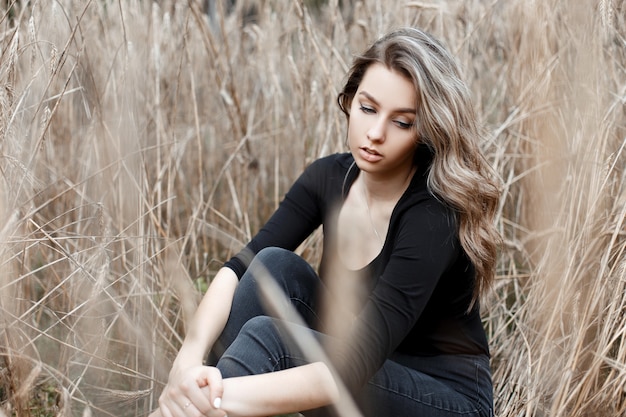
[290,297,319,321]
[474,359,494,417]
[473,360,482,414]
[271,354,308,372]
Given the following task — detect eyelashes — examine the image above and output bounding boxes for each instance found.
[395,120,414,129]
[359,104,375,114]
[359,104,414,130]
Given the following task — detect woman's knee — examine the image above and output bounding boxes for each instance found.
[240,315,280,337]
[239,247,292,287]
[252,247,302,274]
[251,247,318,286]
[218,316,287,377]
[237,247,322,329]
[255,246,292,261]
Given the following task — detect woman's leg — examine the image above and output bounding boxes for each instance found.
[216,316,336,416]
[217,316,493,417]
[352,353,494,417]
[208,247,323,364]
[211,247,493,416]
[217,316,311,377]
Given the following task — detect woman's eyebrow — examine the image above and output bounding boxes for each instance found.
[358,91,416,114]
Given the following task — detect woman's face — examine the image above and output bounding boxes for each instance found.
[348,63,418,179]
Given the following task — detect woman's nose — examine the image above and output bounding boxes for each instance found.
[366,117,386,142]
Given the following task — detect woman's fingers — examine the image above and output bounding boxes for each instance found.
[180,374,213,415]
[156,365,226,417]
[199,384,227,417]
[197,366,224,411]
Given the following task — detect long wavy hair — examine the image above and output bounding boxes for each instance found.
[338,27,501,305]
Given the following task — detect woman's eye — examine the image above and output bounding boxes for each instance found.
[359,105,375,114]
[394,120,414,129]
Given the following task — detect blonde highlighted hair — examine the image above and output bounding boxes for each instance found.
[338,27,501,304]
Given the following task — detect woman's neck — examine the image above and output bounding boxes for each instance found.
[360,164,417,204]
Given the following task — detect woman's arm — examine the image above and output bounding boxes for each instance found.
[155,156,343,415]
[151,362,339,417]
[155,267,238,416]
[172,267,238,367]
[220,362,339,417]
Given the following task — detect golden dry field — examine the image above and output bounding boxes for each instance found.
[0,0,625,416]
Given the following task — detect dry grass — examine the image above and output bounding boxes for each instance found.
[0,0,624,416]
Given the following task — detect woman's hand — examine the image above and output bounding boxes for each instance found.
[149,365,226,417]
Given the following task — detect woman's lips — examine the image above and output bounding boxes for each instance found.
[358,147,383,162]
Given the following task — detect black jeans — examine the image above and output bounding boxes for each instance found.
[211,247,494,417]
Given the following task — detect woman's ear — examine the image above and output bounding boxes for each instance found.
[337,92,353,117]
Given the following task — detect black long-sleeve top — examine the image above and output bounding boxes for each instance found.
[223,150,489,393]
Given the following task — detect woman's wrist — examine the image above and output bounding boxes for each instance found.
[179,330,214,358]
[171,347,206,376]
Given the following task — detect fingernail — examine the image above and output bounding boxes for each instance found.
[213,397,222,409]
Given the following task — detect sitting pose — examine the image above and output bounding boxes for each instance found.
[151,27,501,417]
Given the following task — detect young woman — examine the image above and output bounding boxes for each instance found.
[150,27,500,417]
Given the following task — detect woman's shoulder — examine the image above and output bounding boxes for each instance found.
[290,153,354,201]
[306,152,354,172]
[300,153,355,190]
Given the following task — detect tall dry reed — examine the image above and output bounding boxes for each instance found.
[0,0,624,416]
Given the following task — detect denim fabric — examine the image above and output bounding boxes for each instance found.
[211,247,494,417]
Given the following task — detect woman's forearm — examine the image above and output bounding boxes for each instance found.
[220,362,340,417]
[176,267,239,363]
